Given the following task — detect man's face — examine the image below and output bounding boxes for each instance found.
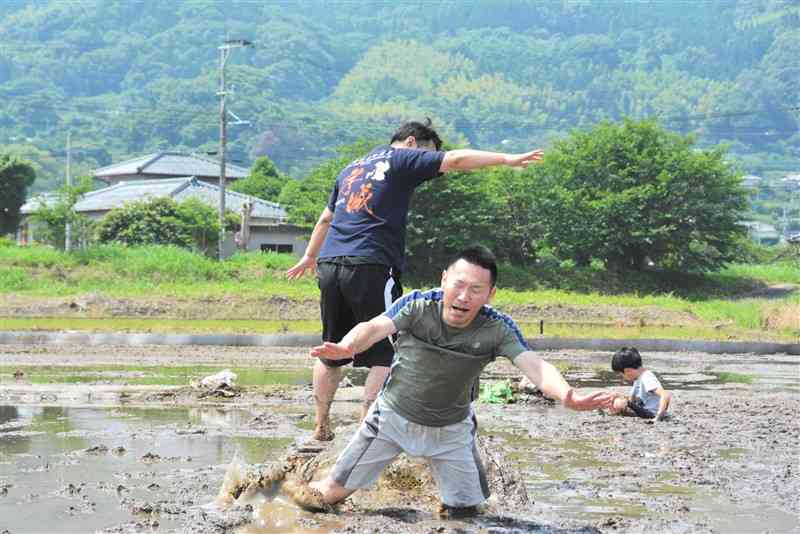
[440,259,496,328]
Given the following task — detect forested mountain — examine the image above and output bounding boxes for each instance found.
[0,0,797,193]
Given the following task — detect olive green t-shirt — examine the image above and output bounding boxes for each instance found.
[381,289,529,427]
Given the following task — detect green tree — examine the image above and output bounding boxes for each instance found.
[96,196,237,255]
[0,153,36,235]
[175,198,234,255]
[532,119,748,272]
[1,0,796,192]
[28,175,94,248]
[406,164,547,277]
[230,156,286,202]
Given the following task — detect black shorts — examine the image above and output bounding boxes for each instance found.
[622,398,656,419]
[317,260,402,368]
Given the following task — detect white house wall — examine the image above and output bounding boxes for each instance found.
[247,227,308,256]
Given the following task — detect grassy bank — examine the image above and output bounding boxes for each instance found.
[0,244,317,299]
[0,244,797,341]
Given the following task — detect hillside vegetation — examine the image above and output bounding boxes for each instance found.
[0,0,796,191]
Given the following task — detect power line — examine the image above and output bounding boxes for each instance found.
[3,95,797,133]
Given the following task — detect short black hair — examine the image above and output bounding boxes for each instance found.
[447,245,498,287]
[390,117,442,151]
[611,347,643,372]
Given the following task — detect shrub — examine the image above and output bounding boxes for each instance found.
[96,197,236,256]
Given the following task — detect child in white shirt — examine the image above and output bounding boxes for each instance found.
[609,347,672,421]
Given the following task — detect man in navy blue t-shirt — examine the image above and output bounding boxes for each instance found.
[287,119,543,441]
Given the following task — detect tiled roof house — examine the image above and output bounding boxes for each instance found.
[18,153,307,258]
[93,152,248,186]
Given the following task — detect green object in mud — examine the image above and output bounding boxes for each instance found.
[479,380,515,404]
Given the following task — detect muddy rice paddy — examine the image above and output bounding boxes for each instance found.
[0,344,797,533]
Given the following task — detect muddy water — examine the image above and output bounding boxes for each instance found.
[0,365,314,387]
[0,347,797,533]
[0,405,305,533]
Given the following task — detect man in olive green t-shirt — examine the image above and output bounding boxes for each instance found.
[300,245,613,511]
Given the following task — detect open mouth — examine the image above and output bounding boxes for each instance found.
[451,305,469,313]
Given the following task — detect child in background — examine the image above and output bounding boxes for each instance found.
[610,347,672,421]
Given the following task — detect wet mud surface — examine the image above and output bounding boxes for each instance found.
[0,344,798,533]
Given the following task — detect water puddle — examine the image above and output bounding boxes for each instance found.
[688,492,800,533]
[0,364,313,387]
[0,405,303,533]
[716,447,749,460]
[559,360,800,393]
[240,501,335,533]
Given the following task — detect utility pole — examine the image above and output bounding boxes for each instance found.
[217,39,252,260]
[65,131,72,252]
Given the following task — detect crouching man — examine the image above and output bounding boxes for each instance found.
[297,245,614,511]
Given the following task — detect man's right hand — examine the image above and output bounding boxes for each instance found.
[310,342,355,360]
[563,389,615,411]
[286,255,317,280]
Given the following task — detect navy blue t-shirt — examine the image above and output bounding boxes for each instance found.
[318,145,445,272]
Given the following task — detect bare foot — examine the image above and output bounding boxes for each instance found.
[312,423,334,441]
[281,477,329,512]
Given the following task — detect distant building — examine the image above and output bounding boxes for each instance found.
[17,152,308,258]
[93,151,248,187]
[781,173,800,191]
[740,221,780,245]
[740,175,762,189]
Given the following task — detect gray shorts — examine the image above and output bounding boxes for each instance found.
[330,396,490,507]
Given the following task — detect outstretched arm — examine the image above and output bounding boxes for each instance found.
[286,207,333,280]
[440,148,543,173]
[513,351,614,411]
[310,315,398,360]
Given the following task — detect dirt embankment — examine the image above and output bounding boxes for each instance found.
[0,294,321,321]
[0,293,710,328]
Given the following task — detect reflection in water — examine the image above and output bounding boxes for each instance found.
[0,364,314,386]
[0,405,298,534]
[249,500,304,531]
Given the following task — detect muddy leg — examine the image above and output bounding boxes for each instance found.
[360,365,390,422]
[313,360,342,441]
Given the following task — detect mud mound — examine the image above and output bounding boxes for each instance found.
[217,423,530,518]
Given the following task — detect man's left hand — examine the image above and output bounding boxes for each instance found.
[651,412,666,423]
[310,342,355,360]
[563,389,615,411]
